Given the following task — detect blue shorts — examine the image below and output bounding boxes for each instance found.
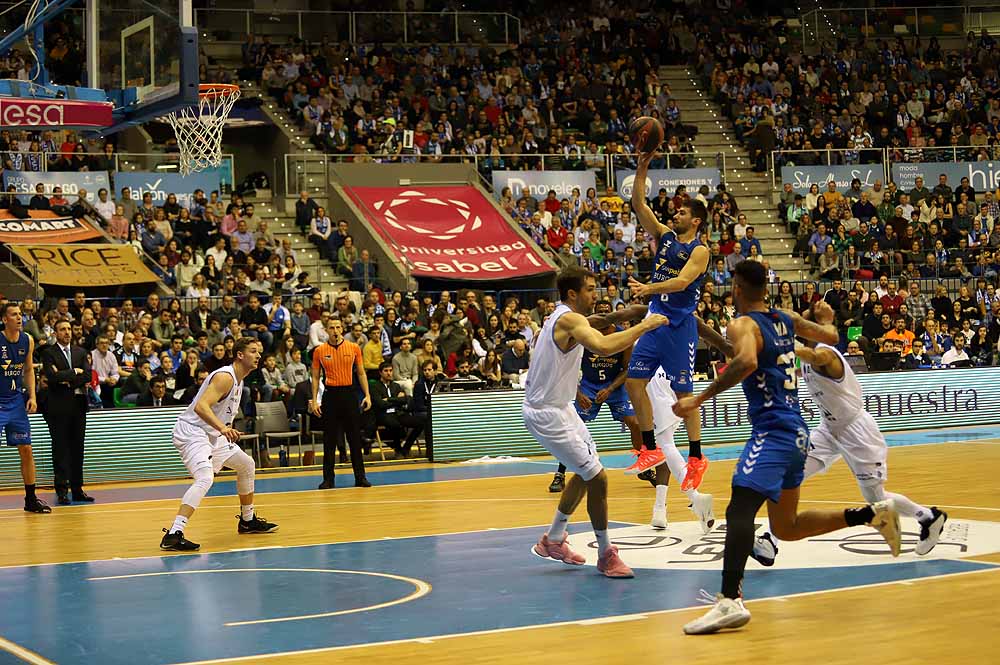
[575,383,634,422]
[0,400,31,446]
[731,421,809,503]
[626,315,696,392]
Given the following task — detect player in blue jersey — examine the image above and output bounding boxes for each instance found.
[673,261,901,635]
[0,302,49,513]
[547,300,641,493]
[623,150,711,488]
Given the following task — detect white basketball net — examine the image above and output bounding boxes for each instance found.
[165,85,240,176]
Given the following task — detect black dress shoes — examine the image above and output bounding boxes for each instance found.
[56,492,71,506]
[317,481,334,489]
[355,477,372,488]
[72,491,95,502]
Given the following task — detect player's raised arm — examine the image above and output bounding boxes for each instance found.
[561,310,668,357]
[674,315,759,417]
[631,151,669,242]
[787,301,839,346]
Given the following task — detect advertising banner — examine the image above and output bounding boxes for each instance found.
[2,170,111,202]
[0,97,113,130]
[615,168,721,199]
[490,170,596,201]
[346,186,554,280]
[114,172,221,209]
[432,367,999,461]
[780,164,885,195]
[0,211,101,243]
[890,161,1000,193]
[10,243,159,286]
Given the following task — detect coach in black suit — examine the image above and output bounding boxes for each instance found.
[41,319,93,505]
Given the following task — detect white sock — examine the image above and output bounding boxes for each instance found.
[655,484,668,510]
[241,504,255,521]
[170,515,188,534]
[660,437,687,481]
[547,510,570,540]
[595,529,612,556]
[683,487,698,502]
[885,492,931,522]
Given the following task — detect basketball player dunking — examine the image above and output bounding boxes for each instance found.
[750,302,946,566]
[624,150,711,488]
[674,261,901,634]
[160,337,277,551]
[525,266,668,578]
[0,303,49,513]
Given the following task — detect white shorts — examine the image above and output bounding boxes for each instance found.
[647,370,681,444]
[173,420,241,475]
[808,411,888,483]
[523,402,603,481]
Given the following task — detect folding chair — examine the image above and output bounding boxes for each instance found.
[233,412,260,466]
[254,401,302,466]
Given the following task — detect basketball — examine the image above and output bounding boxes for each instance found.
[629,116,664,154]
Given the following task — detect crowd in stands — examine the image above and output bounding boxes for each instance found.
[242,12,699,173]
[699,18,1000,170]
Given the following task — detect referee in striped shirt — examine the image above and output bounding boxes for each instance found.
[310,319,372,488]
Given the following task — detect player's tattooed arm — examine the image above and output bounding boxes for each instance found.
[696,318,733,357]
[788,301,839,345]
[586,304,648,329]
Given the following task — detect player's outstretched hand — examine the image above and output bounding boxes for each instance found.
[672,394,700,419]
[811,301,835,325]
[643,313,669,329]
[627,277,650,299]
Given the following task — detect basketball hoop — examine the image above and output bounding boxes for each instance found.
[165,83,240,176]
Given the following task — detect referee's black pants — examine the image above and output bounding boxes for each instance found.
[321,386,367,484]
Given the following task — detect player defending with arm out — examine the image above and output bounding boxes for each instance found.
[525,266,668,578]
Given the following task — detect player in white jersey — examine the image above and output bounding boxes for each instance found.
[750,303,946,565]
[160,337,278,551]
[646,370,716,533]
[526,266,668,578]
[643,317,733,531]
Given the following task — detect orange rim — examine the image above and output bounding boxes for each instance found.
[197,83,240,100]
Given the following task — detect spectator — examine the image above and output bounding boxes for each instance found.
[28,183,49,210]
[92,335,120,408]
[260,354,291,402]
[391,338,419,396]
[239,294,273,350]
[500,338,529,383]
[941,333,970,366]
[282,347,309,389]
[137,376,175,407]
[351,249,378,292]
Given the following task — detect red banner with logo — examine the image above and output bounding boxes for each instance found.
[0,98,113,130]
[346,186,554,280]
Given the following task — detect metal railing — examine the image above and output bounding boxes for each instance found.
[284,151,728,200]
[769,146,1000,191]
[801,6,965,52]
[194,9,520,45]
[0,151,236,191]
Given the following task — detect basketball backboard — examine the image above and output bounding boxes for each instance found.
[91,0,199,132]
